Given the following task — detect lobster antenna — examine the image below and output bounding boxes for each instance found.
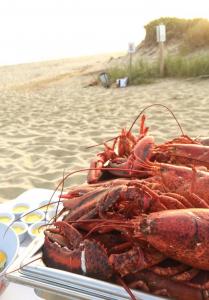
[86,104,184,150]
[6,255,42,276]
[86,136,120,149]
[69,218,133,239]
[117,276,137,300]
[128,103,185,136]
[53,169,65,222]
[43,175,63,222]
[166,154,209,167]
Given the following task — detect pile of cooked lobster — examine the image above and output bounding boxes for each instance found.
[42,104,209,300]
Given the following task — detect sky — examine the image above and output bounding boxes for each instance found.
[0,0,209,66]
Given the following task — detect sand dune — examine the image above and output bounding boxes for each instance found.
[0,54,209,202]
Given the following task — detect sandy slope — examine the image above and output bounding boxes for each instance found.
[0,54,209,202]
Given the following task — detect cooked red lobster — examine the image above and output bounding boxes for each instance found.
[43,209,209,300]
[40,104,209,300]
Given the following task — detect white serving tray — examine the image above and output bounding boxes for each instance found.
[2,189,167,300]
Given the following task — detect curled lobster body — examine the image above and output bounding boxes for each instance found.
[60,178,198,229]
[87,117,209,184]
[151,163,209,202]
[87,116,150,183]
[154,143,209,169]
[108,135,155,178]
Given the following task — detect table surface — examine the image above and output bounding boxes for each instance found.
[2,283,42,300]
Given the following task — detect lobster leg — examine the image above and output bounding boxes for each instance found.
[109,245,165,277]
[117,129,136,157]
[142,185,187,210]
[171,268,199,282]
[189,193,209,208]
[126,270,206,300]
[150,261,189,276]
[165,192,193,208]
[87,144,117,183]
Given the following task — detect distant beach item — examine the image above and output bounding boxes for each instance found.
[116,76,128,88]
[98,72,111,88]
[86,79,98,87]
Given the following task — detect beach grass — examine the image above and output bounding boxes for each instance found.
[108,53,209,84]
[108,60,158,85]
[164,54,209,77]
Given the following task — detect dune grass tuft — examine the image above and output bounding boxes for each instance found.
[108,53,209,85]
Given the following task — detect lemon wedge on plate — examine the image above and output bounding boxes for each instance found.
[0,251,7,272]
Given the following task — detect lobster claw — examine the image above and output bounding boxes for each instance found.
[43,222,112,280]
[87,158,104,183]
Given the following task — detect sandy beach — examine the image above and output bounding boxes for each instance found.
[0,53,209,203]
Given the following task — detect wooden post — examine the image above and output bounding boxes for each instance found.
[159,41,165,77]
[129,52,132,83]
[128,42,135,84]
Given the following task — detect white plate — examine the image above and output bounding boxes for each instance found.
[0,223,19,276]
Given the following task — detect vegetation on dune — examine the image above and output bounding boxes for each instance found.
[107,18,209,84]
[108,60,158,85]
[164,54,209,77]
[108,54,209,84]
[144,17,209,51]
